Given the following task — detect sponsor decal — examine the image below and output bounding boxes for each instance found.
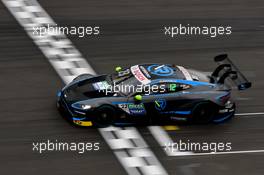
[140,66,151,78]
[73,120,93,126]
[155,98,167,111]
[170,116,188,121]
[131,65,150,84]
[219,108,234,113]
[118,103,146,115]
[147,64,174,76]
[128,103,146,115]
[117,69,130,77]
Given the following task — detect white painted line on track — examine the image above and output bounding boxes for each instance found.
[2,0,168,174]
[235,112,264,116]
[100,127,168,175]
[169,149,264,157]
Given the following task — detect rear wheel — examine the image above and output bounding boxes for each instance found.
[192,102,216,124]
[94,105,116,127]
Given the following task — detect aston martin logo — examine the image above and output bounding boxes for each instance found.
[155,99,167,111]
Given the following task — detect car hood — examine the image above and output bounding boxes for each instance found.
[62,75,116,104]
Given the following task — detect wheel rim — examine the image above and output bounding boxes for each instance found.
[193,103,214,123]
[95,107,114,126]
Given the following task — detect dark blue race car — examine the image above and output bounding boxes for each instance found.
[56,54,251,127]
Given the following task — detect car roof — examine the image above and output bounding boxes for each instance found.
[150,79,216,87]
[130,64,215,87]
[135,64,190,80]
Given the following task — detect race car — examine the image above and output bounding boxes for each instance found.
[56,54,251,127]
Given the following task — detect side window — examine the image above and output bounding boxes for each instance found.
[147,83,191,95]
[141,82,191,96]
[166,83,191,92]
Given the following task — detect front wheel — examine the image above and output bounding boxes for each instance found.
[94,105,116,127]
[192,102,216,124]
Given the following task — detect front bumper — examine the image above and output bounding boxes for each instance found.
[56,91,94,127]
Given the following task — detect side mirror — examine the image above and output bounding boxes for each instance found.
[214,54,228,62]
[115,66,122,72]
[134,95,142,101]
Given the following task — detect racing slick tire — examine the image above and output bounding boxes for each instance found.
[73,74,94,82]
[94,105,116,127]
[192,101,217,124]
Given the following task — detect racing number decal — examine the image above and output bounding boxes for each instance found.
[118,69,130,77]
[118,104,130,114]
[169,84,177,91]
[119,103,128,108]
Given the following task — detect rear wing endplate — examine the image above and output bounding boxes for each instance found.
[211,54,252,90]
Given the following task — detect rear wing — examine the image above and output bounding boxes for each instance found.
[210,54,252,90]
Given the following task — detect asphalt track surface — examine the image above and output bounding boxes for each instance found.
[0,0,264,174]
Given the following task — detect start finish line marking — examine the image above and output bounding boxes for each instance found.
[2,0,168,174]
